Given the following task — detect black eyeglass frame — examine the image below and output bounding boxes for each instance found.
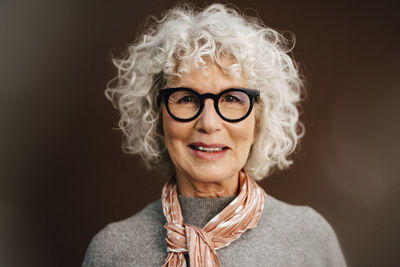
[157,87,260,122]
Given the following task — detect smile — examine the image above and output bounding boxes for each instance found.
[190,145,226,152]
[188,143,230,157]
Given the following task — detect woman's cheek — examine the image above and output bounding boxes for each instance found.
[163,113,191,160]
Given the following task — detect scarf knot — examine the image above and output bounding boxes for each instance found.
[164,223,220,266]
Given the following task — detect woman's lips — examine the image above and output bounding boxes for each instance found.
[188,142,230,160]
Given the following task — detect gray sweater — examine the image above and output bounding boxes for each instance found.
[83,194,346,266]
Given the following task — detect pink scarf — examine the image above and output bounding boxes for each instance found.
[162,170,266,267]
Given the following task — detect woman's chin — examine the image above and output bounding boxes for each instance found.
[186,167,237,184]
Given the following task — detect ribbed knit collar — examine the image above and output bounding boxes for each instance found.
[178,194,237,228]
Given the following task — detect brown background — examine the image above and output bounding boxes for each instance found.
[1,0,399,266]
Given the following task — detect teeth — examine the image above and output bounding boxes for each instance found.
[195,146,223,152]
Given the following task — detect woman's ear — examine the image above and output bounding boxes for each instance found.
[157,110,165,136]
[252,112,260,146]
[252,98,265,145]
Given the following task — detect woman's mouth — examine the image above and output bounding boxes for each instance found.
[189,145,228,152]
[188,143,229,160]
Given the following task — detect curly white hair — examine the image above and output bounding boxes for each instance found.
[105,3,305,180]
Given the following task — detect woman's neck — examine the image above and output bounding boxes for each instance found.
[176,172,239,198]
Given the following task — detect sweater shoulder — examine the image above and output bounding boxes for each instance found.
[82,199,167,266]
[260,195,347,266]
[263,195,334,243]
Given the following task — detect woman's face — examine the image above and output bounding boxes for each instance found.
[162,64,256,196]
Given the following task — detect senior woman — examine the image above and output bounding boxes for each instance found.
[83,3,346,267]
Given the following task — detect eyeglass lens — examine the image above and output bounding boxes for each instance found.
[168,90,251,120]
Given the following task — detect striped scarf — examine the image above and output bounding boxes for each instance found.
[162,170,266,267]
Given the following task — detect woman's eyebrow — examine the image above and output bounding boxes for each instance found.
[173,85,247,92]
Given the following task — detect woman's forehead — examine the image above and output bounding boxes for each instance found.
[168,63,246,93]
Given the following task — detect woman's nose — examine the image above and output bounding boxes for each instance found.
[195,99,222,133]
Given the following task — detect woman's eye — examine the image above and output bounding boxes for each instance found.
[224,95,239,102]
[178,96,193,103]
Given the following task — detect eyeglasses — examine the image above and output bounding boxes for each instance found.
[157,87,260,122]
